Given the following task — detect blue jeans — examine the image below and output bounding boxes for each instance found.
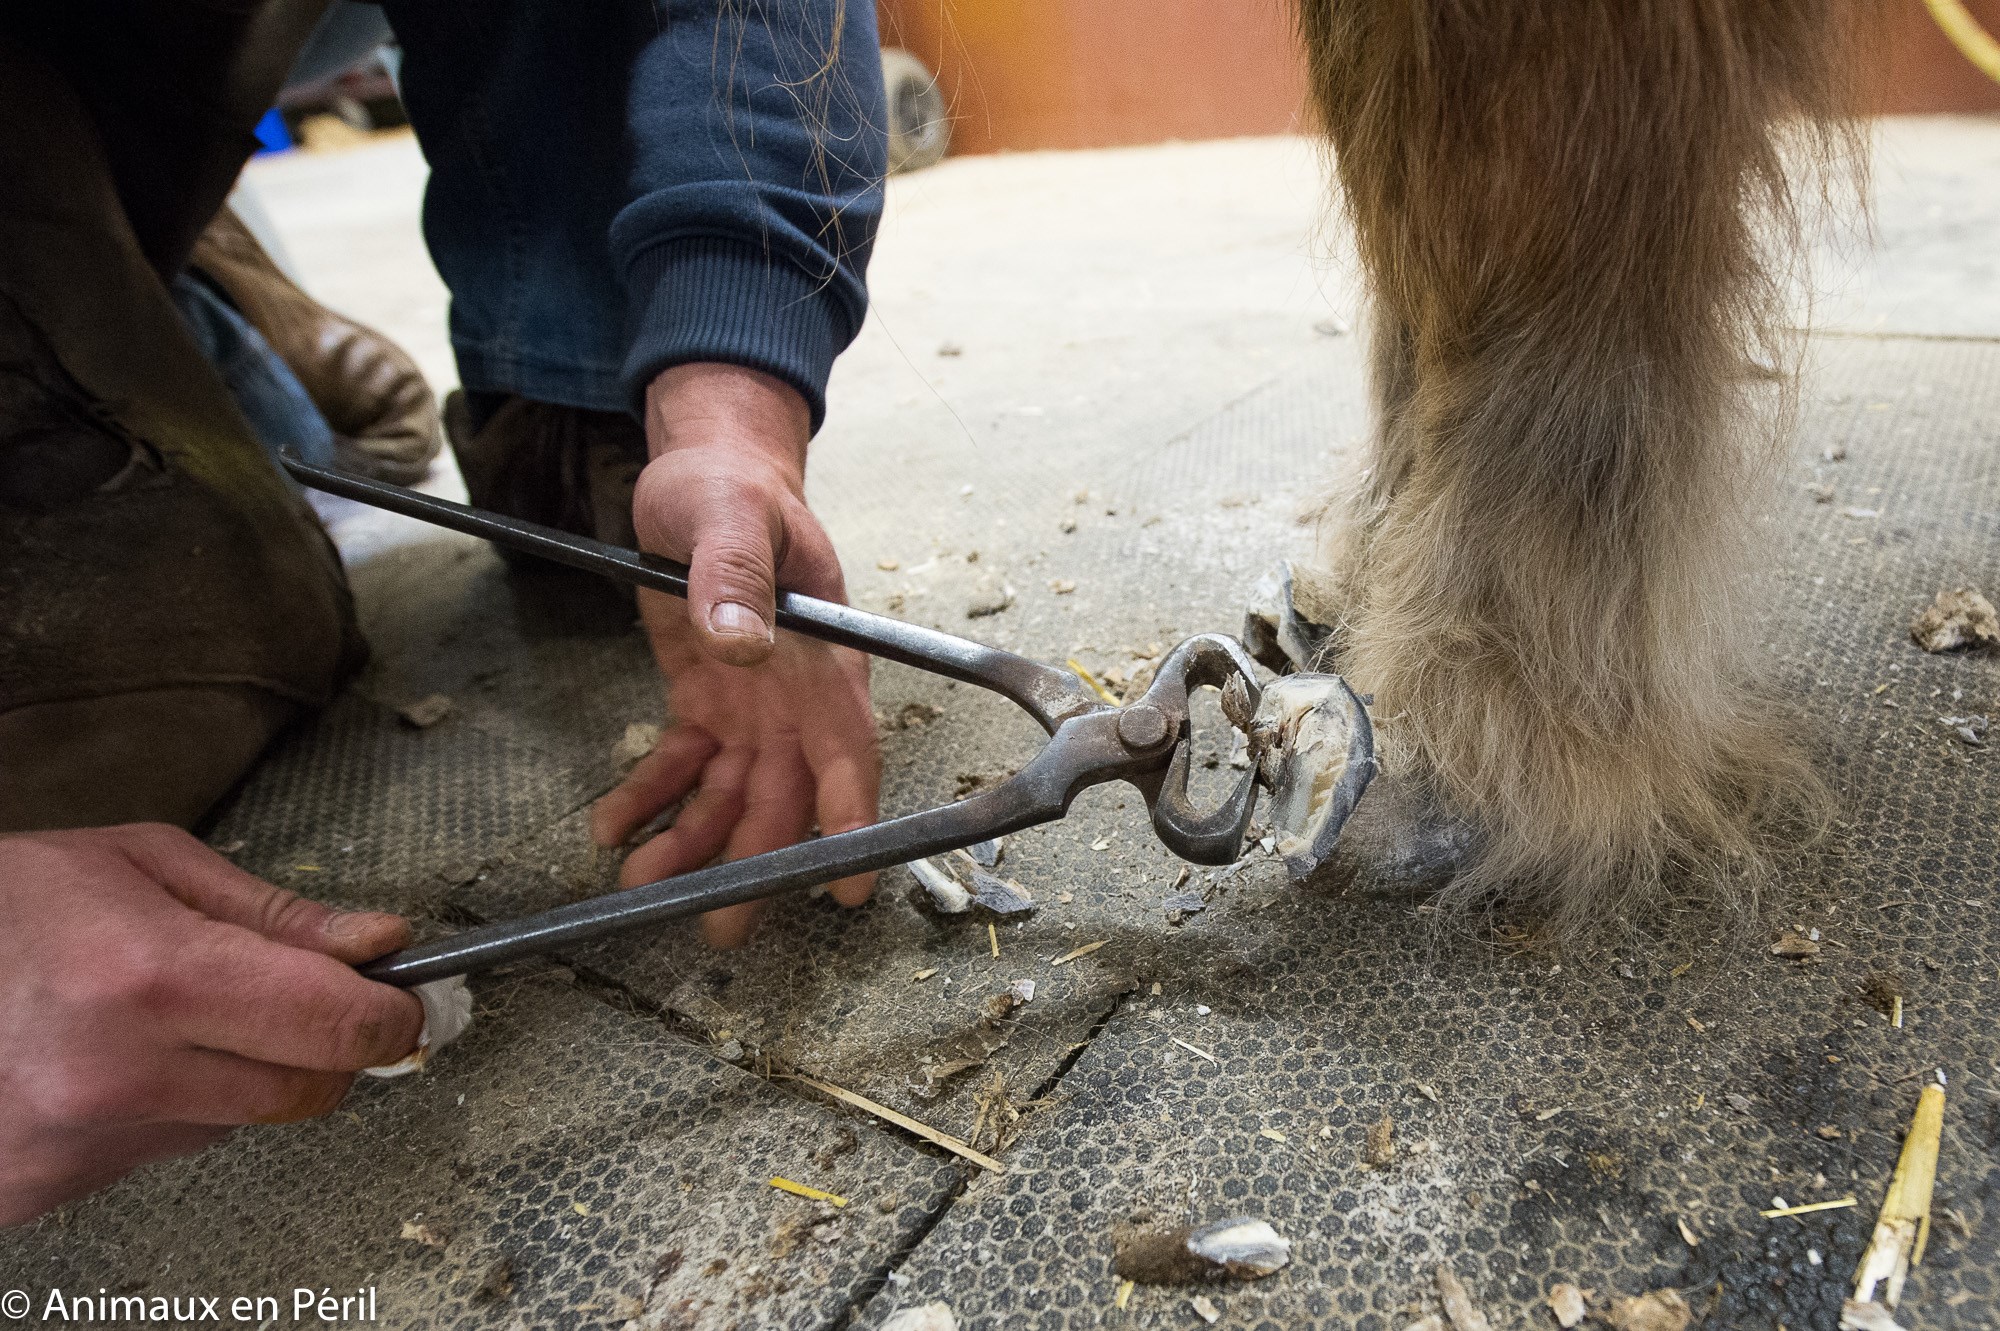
[192,0,648,449]
[93,0,881,442]
[377,0,882,423]
[172,273,336,474]
[375,0,641,413]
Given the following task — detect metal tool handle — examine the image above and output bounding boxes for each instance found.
[359,787,1060,986]
[286,461,1267,988]
[285,457,1100,733]
[358,704,1160,986]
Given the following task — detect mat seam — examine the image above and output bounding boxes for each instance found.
[820,985,1137,1331]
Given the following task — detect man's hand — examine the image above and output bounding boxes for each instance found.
[590,363,880,948]
[0,825,424,1225]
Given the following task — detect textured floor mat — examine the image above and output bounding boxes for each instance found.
[0,970,958,1329]
[852,338,2000,1330]
[203,690,588,916]
[4,332,1990,1331]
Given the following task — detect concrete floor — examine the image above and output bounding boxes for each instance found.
[4,121,1998,1330]
[242,118,2000,561]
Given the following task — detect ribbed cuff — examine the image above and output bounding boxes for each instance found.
[620,236,850,432]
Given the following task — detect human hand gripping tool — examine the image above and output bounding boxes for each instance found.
[283,458,1375,988]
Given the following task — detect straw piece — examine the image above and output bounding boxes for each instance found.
[769,1176,848,1207]
[1850,1084,1945,1311]
[1067,659,1121,705]
[792,1075,1007,1173]
[1171,1036,1218,1064]
[1759,1196,1857,1219]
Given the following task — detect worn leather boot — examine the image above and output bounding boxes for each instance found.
[0,34,365,833]
[444,389,647,555]
[192,207,444,485]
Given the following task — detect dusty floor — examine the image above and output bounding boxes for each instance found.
[4,123,1998,1330]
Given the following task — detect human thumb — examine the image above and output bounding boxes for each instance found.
[682,504,782,667]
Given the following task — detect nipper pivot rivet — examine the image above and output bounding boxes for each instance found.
[1116,704,1171,752]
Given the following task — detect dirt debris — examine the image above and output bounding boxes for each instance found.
[1112,1216,1291,1284]
[399,1219,448,1249]
[1189,1293,1222,1324]
[968,1068,1046,1156]
[1770,933,1822,960]
[1909,587,1998,652]
[397,694,453,729]
[881,1301,957,1331]
[1938,714,1989,747]
[612,721,660,766]
[881,701,944,732]
[913,1020,1008,1099]
[952,770,1002,798]
[1606,1289,1691,1331]
[982,980,1035,1024]
[1435,1267,1491,1331]
[471,1256,514,1304]
[812,1126,859,1172]
[964,576,1016,619]
[770,1207,842,1257]
[1364,1113,1396,1167]
[1862,970,1907,1016]
[1840,1303,1908,1331]
[908,857,972,914]
[1546,1283,1588,1328]
[967,867,1035,916]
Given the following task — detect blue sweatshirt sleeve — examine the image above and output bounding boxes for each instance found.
[611,0,888,432]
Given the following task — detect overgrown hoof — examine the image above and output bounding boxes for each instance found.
[1317,769,1480,896]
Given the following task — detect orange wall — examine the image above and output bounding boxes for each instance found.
[877,0,1306,154]
[879,1,2000,159]
[1860,0,2000,113]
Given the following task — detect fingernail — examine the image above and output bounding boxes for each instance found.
[326,912,379,942]
[708,601,772,641]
